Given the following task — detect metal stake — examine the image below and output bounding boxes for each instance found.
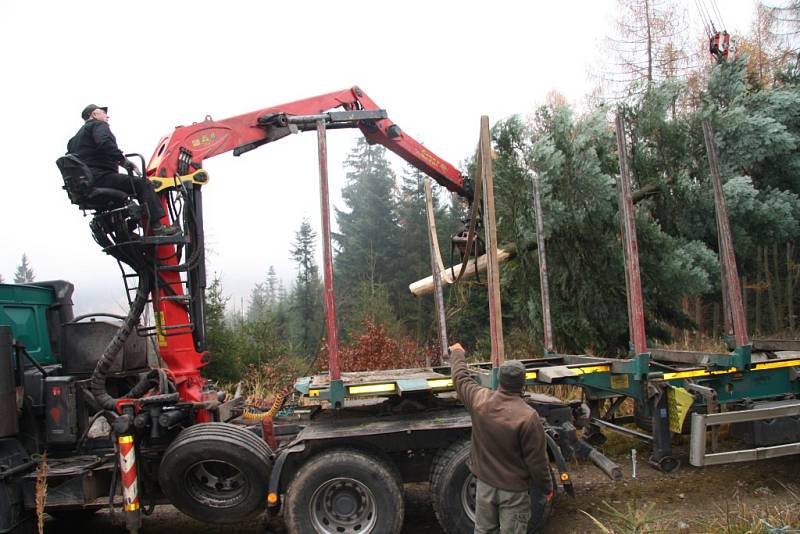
[479,116,505,382]
[702,120,749,348]
[424,178,448,365]
[614,113,648,356]
[316,120,344,407]
[530,170,554,353]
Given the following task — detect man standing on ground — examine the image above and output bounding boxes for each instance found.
[67,104,178,236]
[449,343,553,534]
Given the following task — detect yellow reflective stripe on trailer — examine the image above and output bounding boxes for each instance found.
[427,378,453,389]
[572,365,612,375]
[660,358,800,380]
[663,367,738,380]
[348,383,397,395]
[526,364,610,381]
[752,359,800,371]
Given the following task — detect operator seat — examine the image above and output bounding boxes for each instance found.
[56,154,130,211]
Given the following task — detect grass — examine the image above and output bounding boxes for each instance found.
[35,454,47,534]
[580,497,800,533]
[581,500,668,533]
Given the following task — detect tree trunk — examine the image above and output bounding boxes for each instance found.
[645,0,653,85]
[712,302,720,339]
[682,296,690,345]
[788,242,795,332]
[765,246,779,333]
[755,271,762,336]
[742,275,748,335]
[695,296,705,339]
[773,243,784,331]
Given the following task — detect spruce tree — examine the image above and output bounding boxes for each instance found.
[334,138,401,335]
[289,219,323,356]
[13,254,35,283]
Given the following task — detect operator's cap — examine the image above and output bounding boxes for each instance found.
[498,360,526,393]
[81,104,108,121]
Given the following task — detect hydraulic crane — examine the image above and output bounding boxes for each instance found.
[34,86,620,533]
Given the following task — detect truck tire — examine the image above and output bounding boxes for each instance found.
[158,423,273,524]
[430,439,556,534]
[284,448,403,534]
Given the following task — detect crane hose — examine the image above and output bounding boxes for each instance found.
[90,272,152,411]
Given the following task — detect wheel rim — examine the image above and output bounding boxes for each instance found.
[184,460,248,508]
[309,477,378,533]
[461,474,477,523]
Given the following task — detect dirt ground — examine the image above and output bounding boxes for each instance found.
[44,447,800,533]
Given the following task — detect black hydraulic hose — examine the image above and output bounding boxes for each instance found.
[91,272,152,410]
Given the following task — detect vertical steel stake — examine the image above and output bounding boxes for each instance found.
[480,116,505,382]
[424,178,448,365]
[702,120,749,349]
[530,170,554,354]
[316,120,344,407]
[614,113,648,356]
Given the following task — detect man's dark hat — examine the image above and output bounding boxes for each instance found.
[498,360,526,393]
[81,104,108,120]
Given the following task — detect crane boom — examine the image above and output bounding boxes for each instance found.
[136,86,471,407]
[146,86,470,198]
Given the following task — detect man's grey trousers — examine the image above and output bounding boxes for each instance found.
[474,479,531,534]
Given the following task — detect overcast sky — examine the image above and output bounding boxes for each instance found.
[0,0,756,315]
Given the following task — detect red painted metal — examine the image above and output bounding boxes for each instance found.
[141,87,469,405]
[317,120,340,381]
[530,171,554,353]
[153,236,205,403]
[261,417,277,451]
[615,114,648,355]
[117,435,140,516]
[703,120,749,347]
[146,86,466,196]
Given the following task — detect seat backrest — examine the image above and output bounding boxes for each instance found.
[56,154,95,206]
[56,154,128,210]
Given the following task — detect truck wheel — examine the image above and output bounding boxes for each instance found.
[430,439,557,534]
[284,448,403,534]
[158,423,273,524]
[430,440,475,534]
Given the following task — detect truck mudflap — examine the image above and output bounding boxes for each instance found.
[545,433,575,497]
[267,443,305,512]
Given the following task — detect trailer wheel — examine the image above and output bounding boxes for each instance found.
[284,448,403,534]
[158,423,273,524]
[430,439,557,534]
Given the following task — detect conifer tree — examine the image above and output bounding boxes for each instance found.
[334,138,402,335]
[13,254,35,283]
[289,218,323,356]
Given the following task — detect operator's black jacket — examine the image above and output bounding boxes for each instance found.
[67,119,125,175]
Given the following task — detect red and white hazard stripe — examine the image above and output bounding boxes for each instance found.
[118,435,140,512]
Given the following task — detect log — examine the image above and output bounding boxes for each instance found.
[408,245,516,296]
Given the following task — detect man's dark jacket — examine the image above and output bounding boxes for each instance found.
[451,348,552,493]
[67,120,124,175]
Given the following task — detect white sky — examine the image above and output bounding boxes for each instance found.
[0,0,756,315]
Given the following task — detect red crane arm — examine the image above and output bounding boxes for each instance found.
[146,86,469,197]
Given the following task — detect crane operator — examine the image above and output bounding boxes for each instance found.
[67,104,179,236]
